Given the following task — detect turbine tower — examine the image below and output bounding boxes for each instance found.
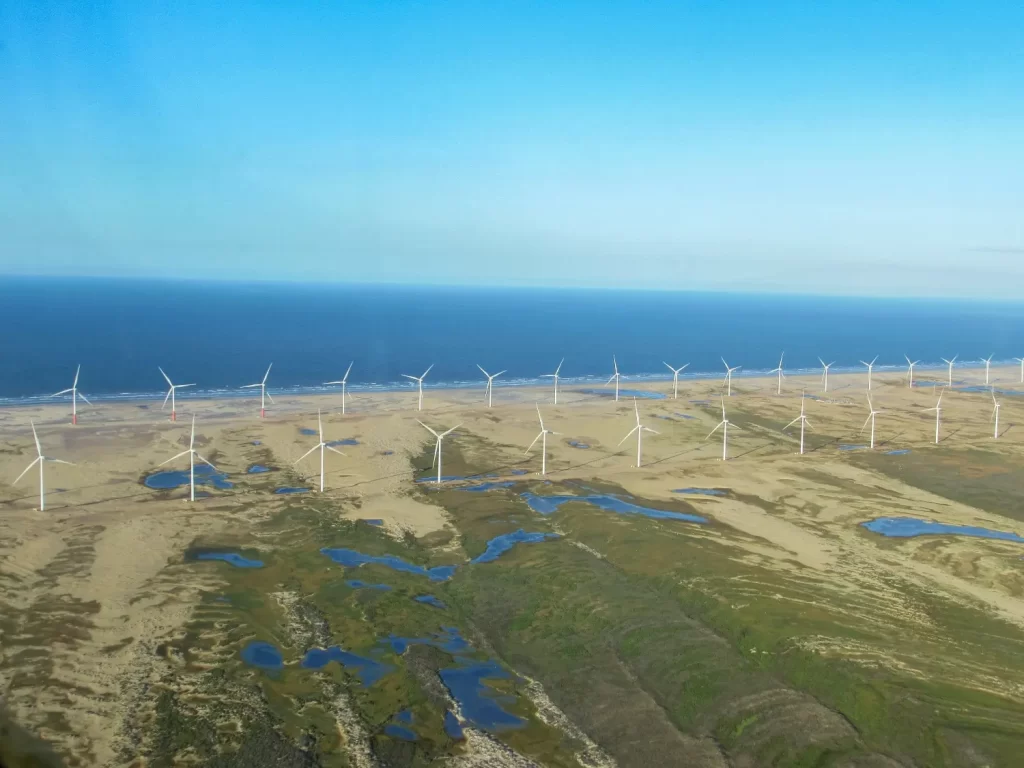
[295,409,347,492]
[52,364,91,425]
[607,356,624,402]
[818,358,834,393]
[158,415,216,502]
[784,391,814,455]
[860,356,878,391]
[618,398,658,467]
[992,388,1001,440]
[923,389,944,445]
[941,355,957,387]
[1016,357,1024,384]
[418,421,459,485]
[770,352,785,395]
[861,395,883,450]
[706,397,738,460]
[242,363,274,419]
[904,356,920,389]
[542,359,564,405]
[477,365,506,408]
[663,362,689,399]
[982,355,994,386]
[324,361,354,415]
[13,421,74,512]
[721,358,741,397]
[401,364,434,412]
[525,404,559,475]
[159,367,195,422]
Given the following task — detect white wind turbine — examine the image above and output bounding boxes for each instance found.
[770,352,785,395]
[52,364,91,425]
[324,361,354,415]
[860,356,878,391]
[785,391,814,455]
[663,362,689,399]
[525,404,559,475]
[159,367,194,422]
[618,398,658,467]
[818,358,834,393]
[982,354,994,385]
[607,356,624,402]
[861,395,883,449]
[941,355,957,387]
[477,364,506,408]
[706,396,738,460]
[1016,357,1024,384]
[418,421,460,484]
[295,409,347,492]
[158,415,216,503]
[542,359,564,405]
[991,388,1001,440]
[904,356,920,389]
[402,364,434,412]
[923,388,944,445]
[242,363,274,419]
[13,421,74,512]
[722,358,741,397]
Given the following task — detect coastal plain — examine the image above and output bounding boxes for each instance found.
[3,367,1024,767]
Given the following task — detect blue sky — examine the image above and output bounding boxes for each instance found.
[1,1,1023,297]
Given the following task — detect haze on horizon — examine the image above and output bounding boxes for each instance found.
[1,1,1023,299]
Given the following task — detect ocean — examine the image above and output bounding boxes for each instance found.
[1,277,1022,404]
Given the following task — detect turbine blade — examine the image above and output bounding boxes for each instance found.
[784,416,801,430]
[179,384,195,389]
[325,445,347,457]
[266,391,275,404]
[401,374,418,381]
[13,457,42,485]
[295,445,320,464]
[241,383,260,389]
[74,364,80,387]
[477,364,489,377]
[494,370,506,378]
[195,454,217,470]
[441,424,461,437]
[162,389,172,409]
[53,388,73,397]
[158,450,191,467]
[263,363,273,383]
[343,361,353,381]
[618,426,639,446]
[159,367,173,386]
[78,393,92,405]
[421,364,434,378]
[417,420,440,437]
[526,432,543,453]
[555,358,564,375]
[535,403,544,428]
[31,421,42,456]
[644,427,660,435]
[47,458,75,466]
[705,422,723,440]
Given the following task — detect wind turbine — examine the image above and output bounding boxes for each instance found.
[158,415,216,502]
[618,398,658,467]
[295,409,346,492]
[52,364,91,425]
[402,364,434,412]
[982,355,994,385]
[860,356,878,391]
[418,421,459,484]
[242,364,274,418]
[542,359,564,405]
[770,352,785,395]
[818,358,834,393]
[784,391,814,455]
[941,355,957,387]
[861,395,883,449]
[324,361,354,415]
[706,397,738,460]
[159,367,194,422]
[476,365,506,408]
[722,358,741,397]
[904,356,920,389]
[991,388,1001,440]
[1016,357,1024,384]
[13,421,73,512]
[525,404,559,475]
[607,356,624,402]
[663,362,689,399]
[923,389,944,445]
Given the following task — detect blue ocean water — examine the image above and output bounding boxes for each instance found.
[2,277,1023,402]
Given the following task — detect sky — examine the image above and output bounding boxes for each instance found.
[1,1,1023,298]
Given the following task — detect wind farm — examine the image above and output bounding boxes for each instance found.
[4,356,1024,768]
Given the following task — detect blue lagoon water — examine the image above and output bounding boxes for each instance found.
[384,724,418,741]
[145,464,232,490]
[194,552,264,568]
[414,595,447,609]
[440,661,527,732]
[522,493,707,524]
[5,278,1022,402]
[275,487,310,494]
[301,646,394,686]
[241,641,284,670]
[471,530,560,564]
[673,488,726,497]
[862,517,1024,543]
[321,547,458,582]
[347,580,392,591]
[247,464,271,473]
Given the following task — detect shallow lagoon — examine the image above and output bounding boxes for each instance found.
[194,552,264,568]
[145,464,232,490]
[471,530,560,564]
[673,488,726,497]
[321,547,458,582]
[241,641,283,670]
[862,517,1024,543]
[521,492,707,524]
[275,487,310,494]
[301,646,394,687]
